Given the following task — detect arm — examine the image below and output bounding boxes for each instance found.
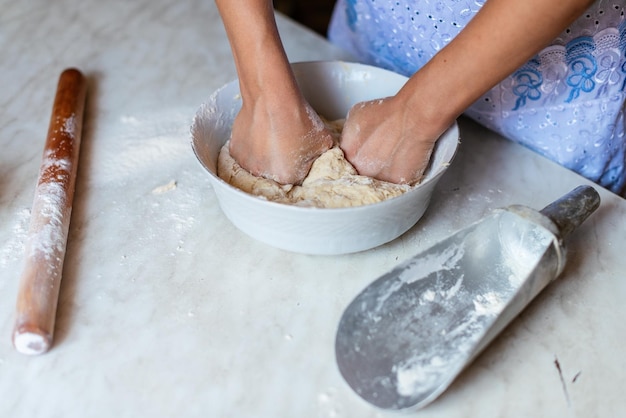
[214,0,333,184]
[341,0,595,184]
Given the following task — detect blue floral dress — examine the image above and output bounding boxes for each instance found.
[328,0,626,196]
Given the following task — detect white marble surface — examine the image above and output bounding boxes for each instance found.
[1,1,625,417]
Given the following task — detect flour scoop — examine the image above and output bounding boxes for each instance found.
[335,185,600,411]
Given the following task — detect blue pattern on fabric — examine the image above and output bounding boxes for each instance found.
[345,0,358,30]
[512,66,543,110]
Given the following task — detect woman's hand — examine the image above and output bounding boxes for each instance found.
[215,0,333,185]
[340,96,445,184]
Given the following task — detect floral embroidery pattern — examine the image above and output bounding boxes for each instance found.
[512,68,543,110]
[596,52,621,84]
[507,30,626,107]
[565,56,597,102]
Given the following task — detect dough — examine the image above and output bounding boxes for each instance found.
[217,119,412,208]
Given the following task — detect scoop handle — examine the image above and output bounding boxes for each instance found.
[539,185,601,240]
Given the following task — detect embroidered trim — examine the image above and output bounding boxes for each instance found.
[511,25,626,110]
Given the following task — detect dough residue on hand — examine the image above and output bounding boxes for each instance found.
[217,119,412,208]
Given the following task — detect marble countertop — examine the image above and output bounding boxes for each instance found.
[1,1,625,417]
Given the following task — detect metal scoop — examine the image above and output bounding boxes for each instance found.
[335,186,600,411]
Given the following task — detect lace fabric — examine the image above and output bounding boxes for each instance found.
[328,0,626,195]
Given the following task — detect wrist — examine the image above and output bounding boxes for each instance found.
[395,69,462,141]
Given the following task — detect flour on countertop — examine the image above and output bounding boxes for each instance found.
[0,209,30,268]
[96,110,212,260]
[4,110,202,270]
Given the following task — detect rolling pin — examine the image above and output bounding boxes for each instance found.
[13,68,87,355]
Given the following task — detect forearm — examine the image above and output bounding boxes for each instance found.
[214,0,301,103]
[399,0,595,130]
[214,0,334,184]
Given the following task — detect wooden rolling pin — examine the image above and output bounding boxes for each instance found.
[13,68,87,355]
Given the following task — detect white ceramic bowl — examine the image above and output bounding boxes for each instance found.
[191,61,459,255]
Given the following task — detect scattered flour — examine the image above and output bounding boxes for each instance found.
[61,114,77,137]
[0,209,30,268]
